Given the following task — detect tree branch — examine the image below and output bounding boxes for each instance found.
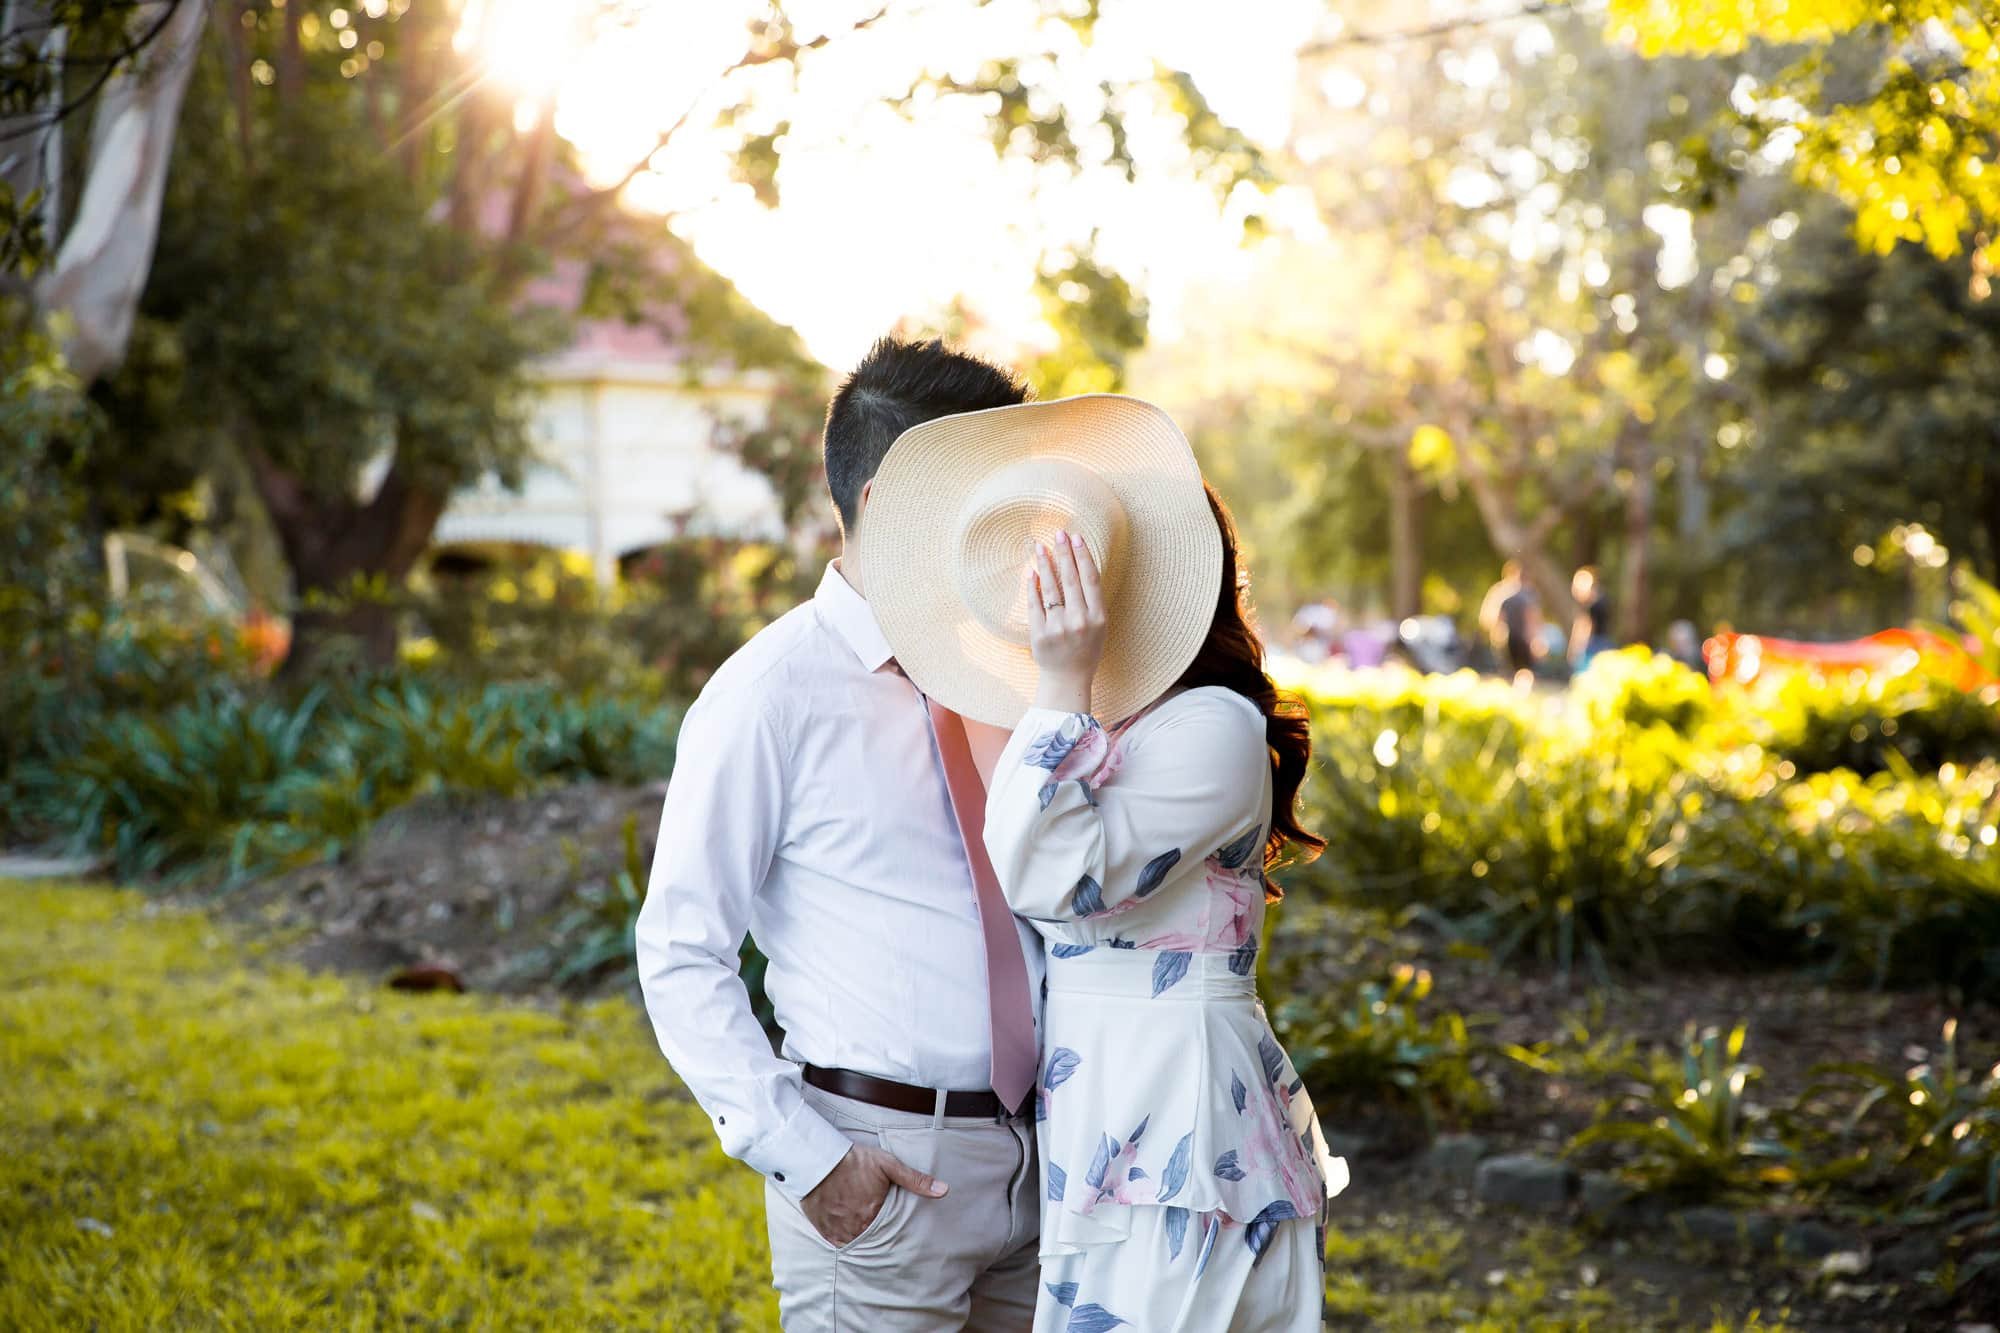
[0,0,189,147]
[533,3,893,246]
[1300,0,1582,55]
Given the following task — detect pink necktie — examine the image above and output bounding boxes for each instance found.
[928,699,1039,1112]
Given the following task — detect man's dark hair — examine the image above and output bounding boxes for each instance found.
[823,336,1029,535]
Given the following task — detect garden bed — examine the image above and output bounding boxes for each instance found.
[1280,907,1991,1329]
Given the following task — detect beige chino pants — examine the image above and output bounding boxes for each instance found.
[764,1082,1040,1332]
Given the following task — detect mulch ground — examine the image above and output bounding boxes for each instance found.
[194,782,668,994]
[1289,910,1994,1330]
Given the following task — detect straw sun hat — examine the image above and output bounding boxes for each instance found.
[856,394,1223,728]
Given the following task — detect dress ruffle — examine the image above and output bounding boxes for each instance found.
[1035,949,1348,1259]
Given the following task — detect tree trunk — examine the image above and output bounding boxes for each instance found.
[1387,445,1422,618]
[1979,429,2000,583]
[35,0,210,384]
[247,444,449,676]
[1446,408,1577,624]
[1617,428,1654,643]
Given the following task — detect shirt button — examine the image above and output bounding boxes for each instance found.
[718,1116,726,1125]
[774,1172,786,1183]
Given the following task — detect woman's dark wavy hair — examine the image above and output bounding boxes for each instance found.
[1173,484,1325,894]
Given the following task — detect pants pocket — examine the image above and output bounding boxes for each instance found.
[776,1121,916,1254]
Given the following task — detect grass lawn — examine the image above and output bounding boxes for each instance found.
[0,880,776,1331]
[2,879,1814,1331]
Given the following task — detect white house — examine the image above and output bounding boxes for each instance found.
[432,260,805,586]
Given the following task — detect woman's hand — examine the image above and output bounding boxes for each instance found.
[1027,531,1108,714]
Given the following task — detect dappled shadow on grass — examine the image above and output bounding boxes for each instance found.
[0,881,776,1331]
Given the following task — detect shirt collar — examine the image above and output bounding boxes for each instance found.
[815,561,897,673]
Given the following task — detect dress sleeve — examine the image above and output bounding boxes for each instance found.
[982,695,1271,922]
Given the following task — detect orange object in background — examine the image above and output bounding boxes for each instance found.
[238,609,292,675]
[1705,628,1993,691]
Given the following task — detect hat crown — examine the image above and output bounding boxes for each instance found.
[953,456,1129,645]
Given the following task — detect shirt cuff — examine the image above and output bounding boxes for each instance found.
[747,1098,854,1203]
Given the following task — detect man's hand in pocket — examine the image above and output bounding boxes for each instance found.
[799,1144,948,1245]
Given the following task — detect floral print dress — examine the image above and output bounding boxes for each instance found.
[984,687,1349,1333]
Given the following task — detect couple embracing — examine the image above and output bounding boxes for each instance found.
[635,337,1348,1332]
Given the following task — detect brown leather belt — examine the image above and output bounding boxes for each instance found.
[803,1064,1020,1119]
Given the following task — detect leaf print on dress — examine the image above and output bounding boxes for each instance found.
[1135,848,1181,897]
[1084,1133,1116,1190]
[1067,1305,1127,1333]
[1070,874,1107,917]
[1258,1033,1286,1086]
[1227,937,1259,977]
[1157,1132,1193,1202]
[1213,1149,1246,1182]
[1046,1282,1079,1307]
[1244,1199,1300,1265]
[1048,942,1095,959]
[1150,950,1191,996]
[1047,1161,1067,1201]
[1044,1048,1082,1091]
[1164,1204,1189,1260]
[1022,718,1091,771]
[1230,1072,1247,1114]
[1212,823,1264,870]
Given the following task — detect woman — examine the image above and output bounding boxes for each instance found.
[982,488,1347,1332]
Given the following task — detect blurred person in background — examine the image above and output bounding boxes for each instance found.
[1288,599,1342,665]
[1477,560,1541,683]
[1666,619,1707,675]
[1568,566,1616,671]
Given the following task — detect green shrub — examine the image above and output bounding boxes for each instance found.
[1297,707,1697,975]
[1567,1023,1796,1203]
[1817,1018,2000,1219]
[1271,963,1492,1132]
[1291,664,2000,998]
[1674,761,2000,998]
[1573,647,1715,735]
[408,542,817,699]
[27,677,681,885]
[32,687,327,880]
[1734,667,2000,778]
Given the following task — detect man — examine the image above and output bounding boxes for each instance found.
[635,337,1043,1331]
[1477,559,1541,683]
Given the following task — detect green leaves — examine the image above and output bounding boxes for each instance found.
[1287,643,2000,1001]
[1566,1022,1796,1201]
[1273,963,1492,1131]
[1607,0,2000,270]
[25,677,681,886]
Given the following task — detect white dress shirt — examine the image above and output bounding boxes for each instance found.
[635,562,1045,1201]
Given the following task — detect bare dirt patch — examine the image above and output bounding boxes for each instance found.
[193,781,666,996]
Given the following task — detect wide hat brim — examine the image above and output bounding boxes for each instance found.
[857,394,1222,728]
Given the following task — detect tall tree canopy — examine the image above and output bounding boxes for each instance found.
[1609,0,2000,273]
[81,0,1262,669]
